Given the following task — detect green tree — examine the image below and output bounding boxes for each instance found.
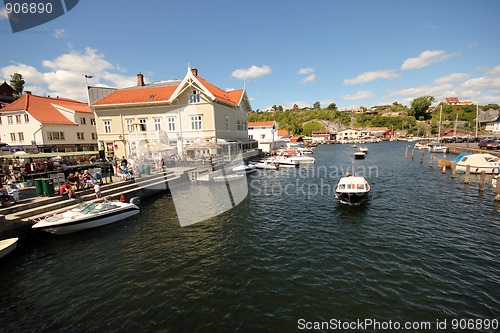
[10,73,25,98]
[302,121,324,136]
[327,103,337,111]
[410,96,435,120]
[313,101,321,109]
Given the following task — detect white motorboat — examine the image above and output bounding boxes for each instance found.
[354,151,366,159]
[296,147,314,154]
[428,144,448,153]
[267,157,299,168]
[456,153,500,174]
[232,162,257,174]
[0,237,18,259]
[414,141,430,150]
[32,201,140,235]
[358,146,368,153]
[493,175,498,189]
[289,154,316,164]
[334,175,371,205]
[255,160,279,170]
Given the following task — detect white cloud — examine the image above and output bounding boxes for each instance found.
[231,65,272,80]
[54,28,66,39]
[0,48,137,102]
[0,8,8,20]
[343,70,400,85]
[400,50,452,70]
[342,90,374,101]
[225,87,236,92]
[279,100,311,109]
[298,67,314,75]
[301,74,316,84]
[434,73,470,85]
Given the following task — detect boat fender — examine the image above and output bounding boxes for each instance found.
[129,197,141,205]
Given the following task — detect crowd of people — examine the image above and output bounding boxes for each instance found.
[59,170,101,200]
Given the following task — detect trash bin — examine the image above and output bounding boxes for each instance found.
[42,178,55,196]
[144,164,151,175]
[34,178,44,195]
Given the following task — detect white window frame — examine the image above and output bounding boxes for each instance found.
[167,117,176,132]
[126,119,134,132]
[104,120,112,134]
[153,117,162,131]
[190,114,202,130]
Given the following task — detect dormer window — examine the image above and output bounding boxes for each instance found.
[188,90,201,103]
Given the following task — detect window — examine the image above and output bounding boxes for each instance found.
[225,116,229,130]
[77,132,85,140]
[153,117,161,131]
[104,120,111,134]
[188,90,201,103]
[18,132,24,141]
[169,140,177,146]
[10,133,15,141]
[7,116,13,124]
[260,134,265,140]
[90,118,96,126]
[24,114,29,123]
[139,118,147,131]
[81,117,86,125]
[15,115,21,123]
[167,117,176,131]
[47,132,65,140]
[91,133,97,140]
[126,119,134,132]
[190,115,202,130]
[0,117,2,125]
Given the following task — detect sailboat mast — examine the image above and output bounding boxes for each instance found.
[438,104,442,141]
[454,112,458,138]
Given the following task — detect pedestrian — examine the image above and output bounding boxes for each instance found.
[94,183,101,199]
[60,181,76,200]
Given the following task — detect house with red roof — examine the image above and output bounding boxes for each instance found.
[90,67,254,158]
[247,120,288,152]
[0,91,97,153]
[0,81,16,107]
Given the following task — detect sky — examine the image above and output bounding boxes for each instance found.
[1,0,500,111]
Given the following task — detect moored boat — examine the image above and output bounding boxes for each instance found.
[32,201,140,235]
[438,153,471,168]
[334,175,371,205]
[455,153,500,174]
[232,162,257,174]
[354,151,366,159]
[289,154,316,164]
[255,160,279,170]
[428,144,448,153]
[267,157,299,168]
[0,237,18,259]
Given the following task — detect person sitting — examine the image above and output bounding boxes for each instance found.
[81,170,95,188]
[59,181,76,200]
[118,161,133,180]
[6,181,20,203]
[67,173,81,190]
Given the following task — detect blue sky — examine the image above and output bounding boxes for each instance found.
[1,0,500,111]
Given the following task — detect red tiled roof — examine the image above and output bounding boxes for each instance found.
[249,121,275,127]
[277,129,290,137]
[196,76,242,106]
[93,86,178,106]
[0,94,90,124]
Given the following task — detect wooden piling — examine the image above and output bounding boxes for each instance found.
[495,176,500,201]
[405,146,408,159]
[464,165,471,184]
[451,162,457,178]
[429,153,433,167]
[442,156,447,174]
[411,149,415,159]
[479,171,486,192]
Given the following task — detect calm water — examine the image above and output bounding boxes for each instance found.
[1,142,499,332]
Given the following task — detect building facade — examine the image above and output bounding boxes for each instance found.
[90,68,255,159]
[0,92,97,153]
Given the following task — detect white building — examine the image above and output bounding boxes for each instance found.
[248,121,288,152]
[485,116,500,134]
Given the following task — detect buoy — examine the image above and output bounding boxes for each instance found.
[119,193,125,202]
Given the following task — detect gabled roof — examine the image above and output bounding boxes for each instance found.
[248,121,275,127]
[277,129,290,137]
[92,69,246,108]
[0,93,90,125]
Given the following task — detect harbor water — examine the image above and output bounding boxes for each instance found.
[1,141,499,332]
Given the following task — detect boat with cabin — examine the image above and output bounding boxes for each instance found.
[354,151,366,159]
[334,175,371,205]
[455,153,500,174]
[232,162,257,174]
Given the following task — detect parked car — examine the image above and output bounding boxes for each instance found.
[479,139,500,150]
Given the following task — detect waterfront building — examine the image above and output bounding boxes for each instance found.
[248,120,287,153]
[90,67,256,159]
[311,130,331,143]
[0,92,97,153]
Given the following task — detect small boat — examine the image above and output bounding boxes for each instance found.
[335,175,371,205]
[267,157,299,168]
[32,201,140,235]
[414,141,429,150]
[255,160,279,170]
[438,153,471,168]
[296,147,314,154]
[0,237,18,259]
[289,154,316,164]
[493,175,498,189]
[351,144,357,148]
[354,151,366,159]
[232,162,257,174]
[456,153,500,174]
[358,146,368,154]
[428,144,448,153]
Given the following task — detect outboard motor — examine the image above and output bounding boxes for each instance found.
[129,197,141,205]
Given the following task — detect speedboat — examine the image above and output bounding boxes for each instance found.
[455,153,500,174]
[32,201,140,235]
[267,157,299,168]
[354,151,366,159]
[493,175,498,189]
[289,154,316,164]
[428,144,448,153]
[255,160,279,170]
[232,162,257,174]
[438,153,470,169]
[358,146,368,153]
[0,237,18,259]
[414,141,429,150]
[335,175,371,205]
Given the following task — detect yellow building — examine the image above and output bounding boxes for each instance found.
[89,67,255,159]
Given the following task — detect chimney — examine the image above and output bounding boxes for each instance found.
[191,68,198,76]
[25,91,31,95]
[137,73,145,86]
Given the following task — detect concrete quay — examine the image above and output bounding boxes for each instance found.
[0,166,196,240]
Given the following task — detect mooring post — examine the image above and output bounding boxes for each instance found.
[428,153,433,167]
[442,156,447,174]
[405,146,409,159]
[451,162,457,178]
[495,176,500,201]
[464,165,471,184]
[411,149,415,159]
[479,171,486,192]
